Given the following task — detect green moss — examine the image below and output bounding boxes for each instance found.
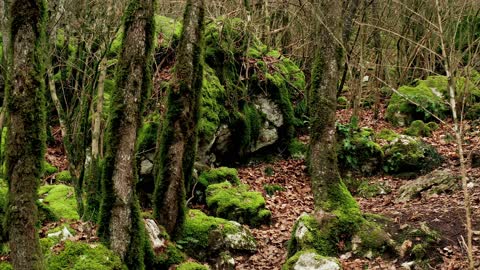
[206,181,271,227]
[198,167,240,187]
[337,124,383,175]
[198,66,227,144]
[179,209,239,257]
[264,183,285,196]
[45,240,126,270]
[404,120,432,137]
[356,220,390,252]
[376,129,399,142]
[382,135,442,176]
[154,15,182,48]
[56,170,72,183]
[282,250,340,270]
[411,243,427,260]
[0,262,12,270]
[288,139,307,159]
[108,30,123,57]
[44,161,58,175]
[177,262,210,270]
[146,242,186,269]
[337,96,348,108]
[136,113,160,154]
[39,185,78,220]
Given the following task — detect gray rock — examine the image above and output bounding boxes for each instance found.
[293,252,340,270]
[213,251,235,270]
[140,159,153,175]
[252,123,279,152]
[224,221,257,252]
[396,169,458,203]
[254,96,283,127]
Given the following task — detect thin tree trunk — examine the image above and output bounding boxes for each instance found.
[153,0,205,238]
[98,0,155,267]
[5,0,47,269]
[84,56,106,221]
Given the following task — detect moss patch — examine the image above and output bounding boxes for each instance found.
[404,120,435,137]
[39,185,78,220]
[45,240,126,270]
[56,171,72,183]
[206,181,271,227]
[198,167,240,187]
[177,262,210,270]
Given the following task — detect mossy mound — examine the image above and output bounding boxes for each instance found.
[385,77,448,126]
[44,161,58,175]
[375,129,400,142]
[39,185,78,220]
[206,181,271,227]
[45,240,126,270]
[382,135,442,177]
[386,76,480,126]
[337,123,383,175]
[179,210,256,261]
[177,262,210,270]
[404,120,438,137]
[198,167,240,187]
[282,250,341,270]
[56,171,72,183]
[288,139,307,159]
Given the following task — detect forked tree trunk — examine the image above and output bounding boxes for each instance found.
[5,0,47,269]
[153,0,205,238]
[98,0,155,267]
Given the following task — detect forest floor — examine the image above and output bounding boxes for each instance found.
[233,108,480,270]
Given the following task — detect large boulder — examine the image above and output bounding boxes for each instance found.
[396,169,459,203]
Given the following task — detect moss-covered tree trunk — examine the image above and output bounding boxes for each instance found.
[153,0,205,238]
[98,0,154,267]
[5,0,47,269]
[308,0,343,212]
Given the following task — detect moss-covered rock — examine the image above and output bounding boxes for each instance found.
[404,120,435,137]
[206,181,271,227]
[198,167,240,187]
[177,262,210,270]
[282,250,341,270]
[39,185,78,220]
[386,76,480,126]
[45,240,126,270]
[382,135,442,176]
[396,169,459,202]
[375,129,400,142]
[179,210,256,261]
[56,170,72,183]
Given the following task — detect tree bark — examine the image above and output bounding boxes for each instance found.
[5,0,47,269]
[153,0,205,238]
[98,0,155,267]
[308,0,343,211]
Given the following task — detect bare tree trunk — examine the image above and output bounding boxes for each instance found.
[84,56,107,221]
[98,0,155,267]
[5,0,47,269]
[153,0,205,238]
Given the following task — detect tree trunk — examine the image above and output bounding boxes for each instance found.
[153,0,205,238]
[5,0,47,269]
[308,0,342,211]
[84,56,107,221]
[98,0,154,267]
